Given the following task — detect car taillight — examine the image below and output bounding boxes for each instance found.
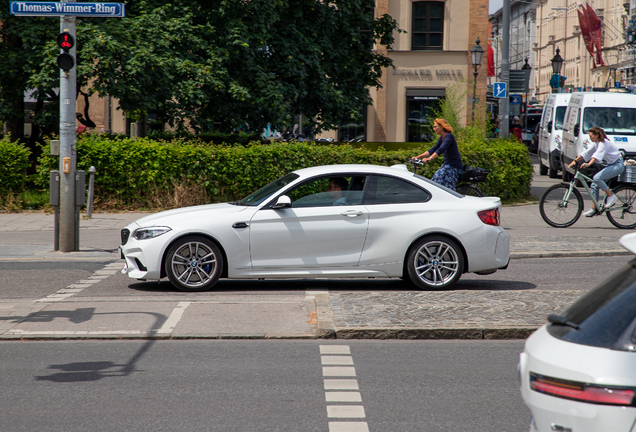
[478,208,500,226]
[530,373,635,406]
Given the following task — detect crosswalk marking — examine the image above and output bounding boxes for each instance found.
[320,345,369,431]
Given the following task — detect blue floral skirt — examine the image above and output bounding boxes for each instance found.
[431,164,463,191]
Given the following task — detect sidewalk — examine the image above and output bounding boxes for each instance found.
[0,159,632,340]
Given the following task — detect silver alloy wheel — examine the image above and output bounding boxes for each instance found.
[413,240,460,287]
[170,241,218,288]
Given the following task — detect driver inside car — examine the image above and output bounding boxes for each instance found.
[327,177,349,205]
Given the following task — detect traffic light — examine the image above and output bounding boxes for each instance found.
[56,32,75,72]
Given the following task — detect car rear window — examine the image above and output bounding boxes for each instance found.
[547,258,636,352]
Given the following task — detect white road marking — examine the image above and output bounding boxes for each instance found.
[322,355,354,365]
[321,345,351,354]
[157,301,191,334]
[320,345,368,430]
[324,379,359,390]
[323,366,356,377]
[327,406,366,418]
[35,262,122,302]
[326,392,362,402]
[328,422,370,432]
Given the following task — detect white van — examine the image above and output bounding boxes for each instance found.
[562,92,636,180]
[538,93,571,178]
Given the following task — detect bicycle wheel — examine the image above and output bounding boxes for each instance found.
[456,184,484,197]
[607,185,636,229]
[539,184,583,228]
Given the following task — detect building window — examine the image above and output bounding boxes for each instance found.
[412,1,444,50]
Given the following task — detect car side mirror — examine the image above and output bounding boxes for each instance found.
[272,195,291,209]
[547,121,552,133]
[573,124,580,137]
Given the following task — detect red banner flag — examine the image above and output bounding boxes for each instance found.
[586,3,605,66]
[487,43,495,77]
[577,5,596,68]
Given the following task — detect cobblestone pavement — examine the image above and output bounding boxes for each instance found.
[319,290,584,339]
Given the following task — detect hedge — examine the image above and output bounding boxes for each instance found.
[0,137,31,194]
[33,135,533,209]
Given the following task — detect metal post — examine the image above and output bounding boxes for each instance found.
[58,12,77,252]
[499,0,510,138]
[471,68,478,126]
[86,166,96,218]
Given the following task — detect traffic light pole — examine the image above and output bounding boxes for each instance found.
[58,14,77,252]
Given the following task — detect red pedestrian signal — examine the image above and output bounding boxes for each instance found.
[56,32,75,71]
[57,32,74,52]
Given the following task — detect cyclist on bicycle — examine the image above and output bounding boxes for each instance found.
[567,126,625,217]
[412,118,463,191]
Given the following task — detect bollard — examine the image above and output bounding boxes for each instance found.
[86,166,96,218]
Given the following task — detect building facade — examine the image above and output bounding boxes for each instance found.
[489,1,538,100]
[321,0,490,142]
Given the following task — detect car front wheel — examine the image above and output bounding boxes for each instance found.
[165,235,223,292]
[406,236,464,289]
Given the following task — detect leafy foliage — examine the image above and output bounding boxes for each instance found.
[0,137,31,193]
[34,135,533,209]
[2,0,401,139]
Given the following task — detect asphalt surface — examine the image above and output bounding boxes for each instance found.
[0,155,633,340]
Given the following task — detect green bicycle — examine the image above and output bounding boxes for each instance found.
[539,164,636,229]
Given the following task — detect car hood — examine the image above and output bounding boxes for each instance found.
[132,203,248,228]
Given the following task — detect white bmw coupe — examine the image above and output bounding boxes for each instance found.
[120,164,510,291]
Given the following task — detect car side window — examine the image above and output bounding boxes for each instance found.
[363,175,430,205]
[286,175,367,208]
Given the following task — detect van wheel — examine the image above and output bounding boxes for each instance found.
[548,166,558,178]
[539,161,548,176]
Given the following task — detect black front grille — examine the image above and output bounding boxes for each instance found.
[121,229,130,245]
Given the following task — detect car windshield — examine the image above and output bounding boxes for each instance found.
[547,257,636,352]
[554,106,567,130]
[582,107,636,134]
[235,173,299,206]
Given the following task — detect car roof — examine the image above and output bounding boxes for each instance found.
[292,164,415,178]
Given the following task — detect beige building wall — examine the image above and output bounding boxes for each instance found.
[369,0,489,142]
[534,0,630,101]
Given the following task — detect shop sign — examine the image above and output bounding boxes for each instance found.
[392,67,463,78]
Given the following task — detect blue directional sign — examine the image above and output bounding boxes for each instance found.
[10,1,125,17]
[510,94,521,104]
[493,82,508,98]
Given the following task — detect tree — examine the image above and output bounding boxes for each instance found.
[1,0,401,139]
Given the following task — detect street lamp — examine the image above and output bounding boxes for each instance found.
[551,48,564,93]
[470,37,484,126]
[551,48,563,74]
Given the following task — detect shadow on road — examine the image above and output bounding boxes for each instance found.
[34,311,166,383]
[126,277,536,293]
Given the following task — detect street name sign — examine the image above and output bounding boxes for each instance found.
[10,1,125,17]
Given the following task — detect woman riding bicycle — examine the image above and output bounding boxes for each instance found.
[567,126,625,217]
[412,118,463,191]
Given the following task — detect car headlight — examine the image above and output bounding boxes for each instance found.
[132,226,172,240]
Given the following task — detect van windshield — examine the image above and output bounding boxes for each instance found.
[554,106,567,130]
[582,107,636,135]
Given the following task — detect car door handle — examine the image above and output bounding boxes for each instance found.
[341,210,363,217]
[232,222,249,229]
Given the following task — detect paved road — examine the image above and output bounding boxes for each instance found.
[0,339,529,432]
[0,155,633,340]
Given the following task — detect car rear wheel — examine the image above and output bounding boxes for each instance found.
[165,235,223,292]
[406,236,464,289]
